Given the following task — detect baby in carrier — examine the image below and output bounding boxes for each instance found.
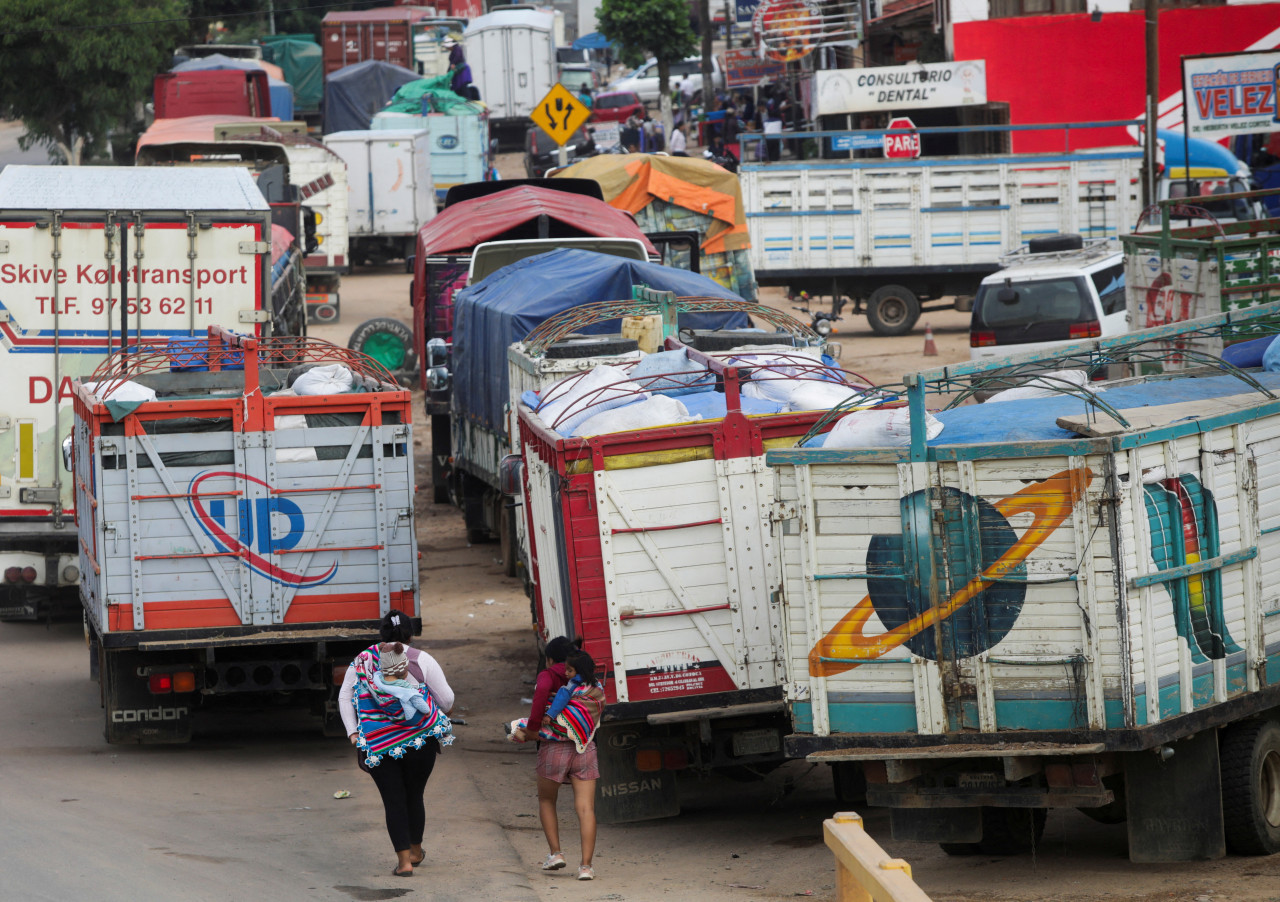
[374,642,433,721]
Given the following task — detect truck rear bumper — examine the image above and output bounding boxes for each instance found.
[92,619,408,650]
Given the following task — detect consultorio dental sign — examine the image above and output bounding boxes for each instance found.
[815,60,987,116]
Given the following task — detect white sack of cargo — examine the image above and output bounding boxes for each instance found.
[985,369,1095,404]
[571,394,700,437]
[732,352,870,411]
[822,406,944,448]
[293,363,355,395]
[536,365,647,434]
[81,380,157,404]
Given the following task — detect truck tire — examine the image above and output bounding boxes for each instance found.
[348,317,417,376]
[544,335,638,359]
[866,285,921,336]
[1221,717,1280,855]
[1027,233,1083,254]
[940,807,1046,856]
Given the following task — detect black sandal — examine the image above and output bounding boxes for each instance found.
[392,866,413,877]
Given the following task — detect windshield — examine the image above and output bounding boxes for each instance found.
[531,127,591,154]
[560,70,595,92]
[974,276,1092,327]
[1169,177,1255,221]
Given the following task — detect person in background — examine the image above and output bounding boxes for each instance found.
[512,643,604,882]
[669,121,688,156]
[578,86,593,109]
[680,71,699,111]
[620,114,642,154]
[444,35,473,98]
[339,610,455,878]
[641,114,664,152]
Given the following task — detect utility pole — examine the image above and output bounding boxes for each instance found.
[1143,0,1158,208]
[701,0,714,106]
[268,0,277,36]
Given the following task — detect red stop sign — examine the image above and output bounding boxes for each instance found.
[883,117,921,159]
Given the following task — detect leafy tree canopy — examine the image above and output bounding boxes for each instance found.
[0,0,187,164]
[597,0,697,72]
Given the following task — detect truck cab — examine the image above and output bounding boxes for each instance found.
[969,234,1126,362]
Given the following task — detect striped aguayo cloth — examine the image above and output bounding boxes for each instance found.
[537,682,603,753]
[352,644,454,767]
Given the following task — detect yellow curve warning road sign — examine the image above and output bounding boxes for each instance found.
[531,84,591,146]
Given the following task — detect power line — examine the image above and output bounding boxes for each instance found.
[0,0,363,39]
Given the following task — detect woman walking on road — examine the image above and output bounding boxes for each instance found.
[339,609,455,877]
[513,640,605,881]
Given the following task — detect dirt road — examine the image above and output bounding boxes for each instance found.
[3,260,1277,902]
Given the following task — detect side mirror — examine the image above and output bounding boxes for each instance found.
[499,454,524,496]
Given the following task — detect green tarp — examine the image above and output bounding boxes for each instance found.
[261,34,322,113]
[384,75,482,116]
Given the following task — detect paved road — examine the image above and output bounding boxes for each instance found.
[0,119,55,169]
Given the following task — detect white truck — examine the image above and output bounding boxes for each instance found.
[463,9,557,136]
[325,129,437,267]
[0,165,288,622]
[741,141,1144,335]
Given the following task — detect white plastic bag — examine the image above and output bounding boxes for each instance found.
[985,369,1094,404]
[538,365,647,435]
[823,408,944,449]
[292,364,354,396]
[82,380,157,403]
[572,395,700,437]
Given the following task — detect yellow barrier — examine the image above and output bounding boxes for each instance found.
[824,812,933,902]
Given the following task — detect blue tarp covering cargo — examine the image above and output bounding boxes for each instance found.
[323,60,420,134]
[452,248,752,433]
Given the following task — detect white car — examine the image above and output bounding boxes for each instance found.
[609,55,723,105]
[969,235,1127,362]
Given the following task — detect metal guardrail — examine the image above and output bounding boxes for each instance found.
[825,812,932,902]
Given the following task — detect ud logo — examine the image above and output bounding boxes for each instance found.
[189,470,338,587]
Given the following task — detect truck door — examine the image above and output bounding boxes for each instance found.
[861,169,922,268]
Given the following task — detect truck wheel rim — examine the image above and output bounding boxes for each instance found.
[1263,746,1280,828]
[362,332,406,370]
[880,297,907,325]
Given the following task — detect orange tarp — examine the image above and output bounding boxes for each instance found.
[554,154,751,255]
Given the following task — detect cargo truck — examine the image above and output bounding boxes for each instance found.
[513,294,862,822]
[740,123,1145,335]
[766,305,1280,860]
[72,327,417,743]
[0,165,300,622]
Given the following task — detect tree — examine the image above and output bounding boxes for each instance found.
[597,0,697,148]
[0,0,186,164]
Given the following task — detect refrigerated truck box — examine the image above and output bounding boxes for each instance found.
[325,129,436,264]
[766,334,1280,859]
[370,111,491,203]
[72,329,418,743]
[463,10,556,125]
[0,165,276,621]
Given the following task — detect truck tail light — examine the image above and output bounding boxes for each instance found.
[636,749,662,772]
[173,671,197,693]
[970,330,996,347]
[20,566,36,583]
[149,673,173,694]
[4,567,19,583]
[663,749,689,770]
[1069,321,1101,339]
[332,664,349,686]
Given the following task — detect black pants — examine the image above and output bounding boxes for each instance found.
[365,742,439,852]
